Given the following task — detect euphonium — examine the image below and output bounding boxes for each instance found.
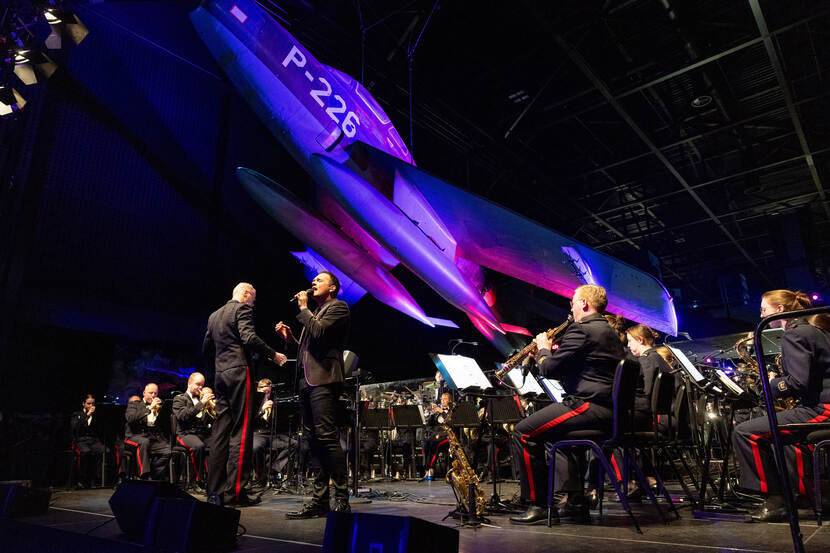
[734,332,798,411]
[495,315,573,384]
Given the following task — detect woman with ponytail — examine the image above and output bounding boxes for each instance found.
[732,289,830,522]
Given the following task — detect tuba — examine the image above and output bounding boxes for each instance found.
[495,315,573,385]
[734,333,798,411]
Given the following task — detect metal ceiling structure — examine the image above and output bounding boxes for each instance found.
[266,0,829,312]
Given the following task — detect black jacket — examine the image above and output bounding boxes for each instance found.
[535,313,625,406]
[124,400,164,439]
[203,300,277,372]
[70,410,102,442]
[634,348,672,414]
[296,298,350,387]
[771,318,830,406]
[172,392,210,436]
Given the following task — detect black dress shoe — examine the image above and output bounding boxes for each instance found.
[333,499,351,514]
[207,493,223,506]
[747,497,788,523]
[509,505,547,525]
[559,501,590,522]
[230,494,262,507]
[286,501,330,520]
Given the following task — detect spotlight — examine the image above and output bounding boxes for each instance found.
[811,293,821,302]
[691,95,712,108]
[12,49,58,85]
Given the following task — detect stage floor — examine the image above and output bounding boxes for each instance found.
[17,480,830,552]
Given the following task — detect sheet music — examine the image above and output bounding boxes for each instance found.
[432,354,493,390]
[716,369,746,395]
[540,379,566,402]
[667,345,707,383]
[504,367,545,395]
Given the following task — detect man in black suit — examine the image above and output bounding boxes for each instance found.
[276,270,351,518]
[172,372,212,486]
[203,282,287,506]
[70,394,106,488]
[124,383,171,480]
[509,284,625,525]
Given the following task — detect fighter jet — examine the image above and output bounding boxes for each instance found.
[190,0,677,353]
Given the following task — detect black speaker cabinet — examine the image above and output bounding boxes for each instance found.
[0,481,51,518]
[143,497,240,553]
[323,512,459,553]
[108,480,192,541]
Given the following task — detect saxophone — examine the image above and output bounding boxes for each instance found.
[734,333,798,411]
[442,419,487,516]
[495,315,573,384]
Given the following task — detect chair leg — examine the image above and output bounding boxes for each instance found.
[598,447,642,534]
[652,448,680,520]
[597,463,604,517]
[626,449,667,523]
[814,445,824,526]
[547,446,558,526]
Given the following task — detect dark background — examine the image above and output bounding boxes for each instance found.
[1,0,828,418]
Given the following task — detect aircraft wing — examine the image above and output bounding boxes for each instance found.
[348,143,678,336]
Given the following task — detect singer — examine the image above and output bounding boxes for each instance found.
[276,271,351,518]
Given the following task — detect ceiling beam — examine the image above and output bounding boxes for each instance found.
[748,0,830,222]
[552,33,765,274]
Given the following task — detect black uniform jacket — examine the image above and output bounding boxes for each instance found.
[172,392,210,435]
[634,348,673,413]
[771,318,830,406]
[296,298,350,387]
[535,313,625,406]
[203,300,277,372]
[124,400,162,439]
[70,410,102,442]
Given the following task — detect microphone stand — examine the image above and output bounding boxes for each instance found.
[266,387,278,489]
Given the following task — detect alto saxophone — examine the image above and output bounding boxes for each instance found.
[442,418,487,516]
[495,315,573,384]
[734,333,798,411]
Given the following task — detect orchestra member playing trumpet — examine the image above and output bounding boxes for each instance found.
[252,378,275,487]
[732,289,830,522]
[70,394,106,488]
[509,285,625,525]
[423,392,453,480]
[124,383,170,480]
[173,372,212,486]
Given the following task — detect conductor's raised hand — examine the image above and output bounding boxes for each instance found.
[275,322,295,342]
[273,352,288,366]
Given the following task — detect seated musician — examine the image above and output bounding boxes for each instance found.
[422,391,453,480]
[733,289,830,522]
[252,378,275,486]
[510,284,625,525]
[124,383,171,480]
[626,325,673,430]
[172,372,212,485]
[389,396,415,479]
[70,394,106,488]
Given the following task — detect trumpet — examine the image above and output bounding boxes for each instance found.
[495,315,573,385]
[200,392,216,418]
[150,399,162,417]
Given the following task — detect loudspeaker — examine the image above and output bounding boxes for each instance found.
[143,498,240,553]
[108,480,191,541]
[0,481,51,518]
[109,481,239,551]
[323,512,459,553]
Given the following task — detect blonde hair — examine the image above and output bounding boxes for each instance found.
[257,378,272,389]
[761,289,811,312]
[604,314,625,343]
[626,324,659,347]
[575,285,608,312]
[233,282,255,300]
[654,346,676,367]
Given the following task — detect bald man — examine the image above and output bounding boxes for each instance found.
[124,383,170,480]
[172,372,212,485]
[203,282,286,506]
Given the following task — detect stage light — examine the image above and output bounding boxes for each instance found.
[811,293,821,302]
[12,50,57,85]
[44,10,89,50]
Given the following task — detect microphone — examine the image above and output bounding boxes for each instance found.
[288,288,313,303]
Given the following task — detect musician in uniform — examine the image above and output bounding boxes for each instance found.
[70,394,106,488]
[732,289,830,522]
[509,285,625,524]
[124,383,170,480]
[276,271,351,518]
[252,378,275,486]
[172,372,212,486]
[203,282,287,506]
[423,392,453,480]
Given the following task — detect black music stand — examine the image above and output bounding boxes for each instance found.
[391,405,424,479]
[363,408,394,479]
[485,396,523,511]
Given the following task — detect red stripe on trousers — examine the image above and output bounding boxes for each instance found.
[749,432,772,493]
[795,447,806,494]
[522,402,592,502]
[611,452,622,481]
[177,437,200,481]
[808,404,830,423]
[124,440,143,475]
[430,440,449,467]
[235,365,251,499]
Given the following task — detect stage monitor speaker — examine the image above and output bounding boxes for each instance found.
[143,497,240,553]
[323,512,459,553]
[0,481,51,518]
[108,480,192,541]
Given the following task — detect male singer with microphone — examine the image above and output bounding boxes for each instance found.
[276,270,351,518]
[203,282,287,506]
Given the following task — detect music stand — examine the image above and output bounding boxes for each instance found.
[429,353,493,392]
[363,408,393,479]
[391,405,424,479]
